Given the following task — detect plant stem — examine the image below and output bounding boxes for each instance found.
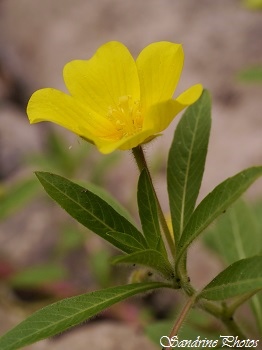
[165,295,196,350]
[225,290,259,317]
[199,299,248,339]
[132,146,176,257]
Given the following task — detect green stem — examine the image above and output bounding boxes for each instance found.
[166,295,196,350]
[226,290,259,317]
[199,299,248,339]
[132,146,176,257]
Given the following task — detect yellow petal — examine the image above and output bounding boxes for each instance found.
[143,84,203,133]
[63,41,140,117]
[136,42,184,111]
[27,88,116,140]
[95,129,155,154]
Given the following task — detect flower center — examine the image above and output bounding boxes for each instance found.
[106,95,142,140]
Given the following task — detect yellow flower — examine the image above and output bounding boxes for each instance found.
[27,41,202,154]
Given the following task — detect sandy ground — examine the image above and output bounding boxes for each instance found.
[0,0,262,348]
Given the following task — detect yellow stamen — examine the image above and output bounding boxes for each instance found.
[106,96,142,140]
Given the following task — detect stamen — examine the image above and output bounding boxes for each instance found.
[106,96,142,140]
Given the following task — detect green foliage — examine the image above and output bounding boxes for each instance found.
[200,256,262,300]
[137,169,166,254]
[112,249,174,279]
[167,90,211,243]
[0,178,39,220]
[203,199,262,333]
[177,166,262,264]
[0,282,168,350]
[2,88,262,348]
[35,172,147,253]
[89,250,111,288]
[82,181,135,223]
[204,199,261,264]
[238,66,262,83]
[8,264,67,288]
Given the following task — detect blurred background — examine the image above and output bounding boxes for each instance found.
[0,0,262,349]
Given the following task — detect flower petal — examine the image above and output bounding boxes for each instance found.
[27,88,116,140]
[136,42,184,111]
[95,129,156,154]
[63,41,140,117]
[143,84,203,133]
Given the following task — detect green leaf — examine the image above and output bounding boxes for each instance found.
[137,169,166,254]
[177,166,262,263]
[238,66,262,83]
[203,199,262,333]
[35,172,146,253]
[251,292,262,335]
[204,200,261,264]
[89,250,111,288]
[167,90,211,243]
[112,249,174,279]
[199,256,262,300]
[82,181,135,224]
[0,282,168,350]
[9,264,67,288]
[0,178,39,220]
[106,231,145,251]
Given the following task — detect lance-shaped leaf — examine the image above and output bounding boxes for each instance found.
[177,166,262,264]
[0,178,39,220]
[35,172,146,253]
[137,169,166,255]
[167,90,211,243]
[107,231,145,252]
[112,249,174,279]
[204,199,262,333]
[81,181,135,224]
[199,256,262,300]
[204,199,261,266]
[0,282,169,350]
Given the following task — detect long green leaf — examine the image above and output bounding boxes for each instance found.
[199,256,262,300]
[238,66,262,83]
[35,172,146,253]
[9,264,66,288]
[0,282,168,350]
[177,166,262,263]
[107,231,145,251]
[82,181,135,223]
[137,169,166,254]
[204,199,262,333]
[0,178,39,220]
[204,200,261,264]
[167,90,211,243]
[112,250,174,279]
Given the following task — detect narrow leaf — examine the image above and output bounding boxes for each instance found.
[199,256,262,300]
[238,66,262,83]
[137,169,166,254]
[9,264,66,288]
[177,166,262,262]
[0,282,168,350]
[112,250,174,279]
[78,180,135,224]
[203,199,262,332]
[35,172,146,253]
[107,231,145,252]
[167,90,211,243]
[0,178,39,220]
[204,199,261,264]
